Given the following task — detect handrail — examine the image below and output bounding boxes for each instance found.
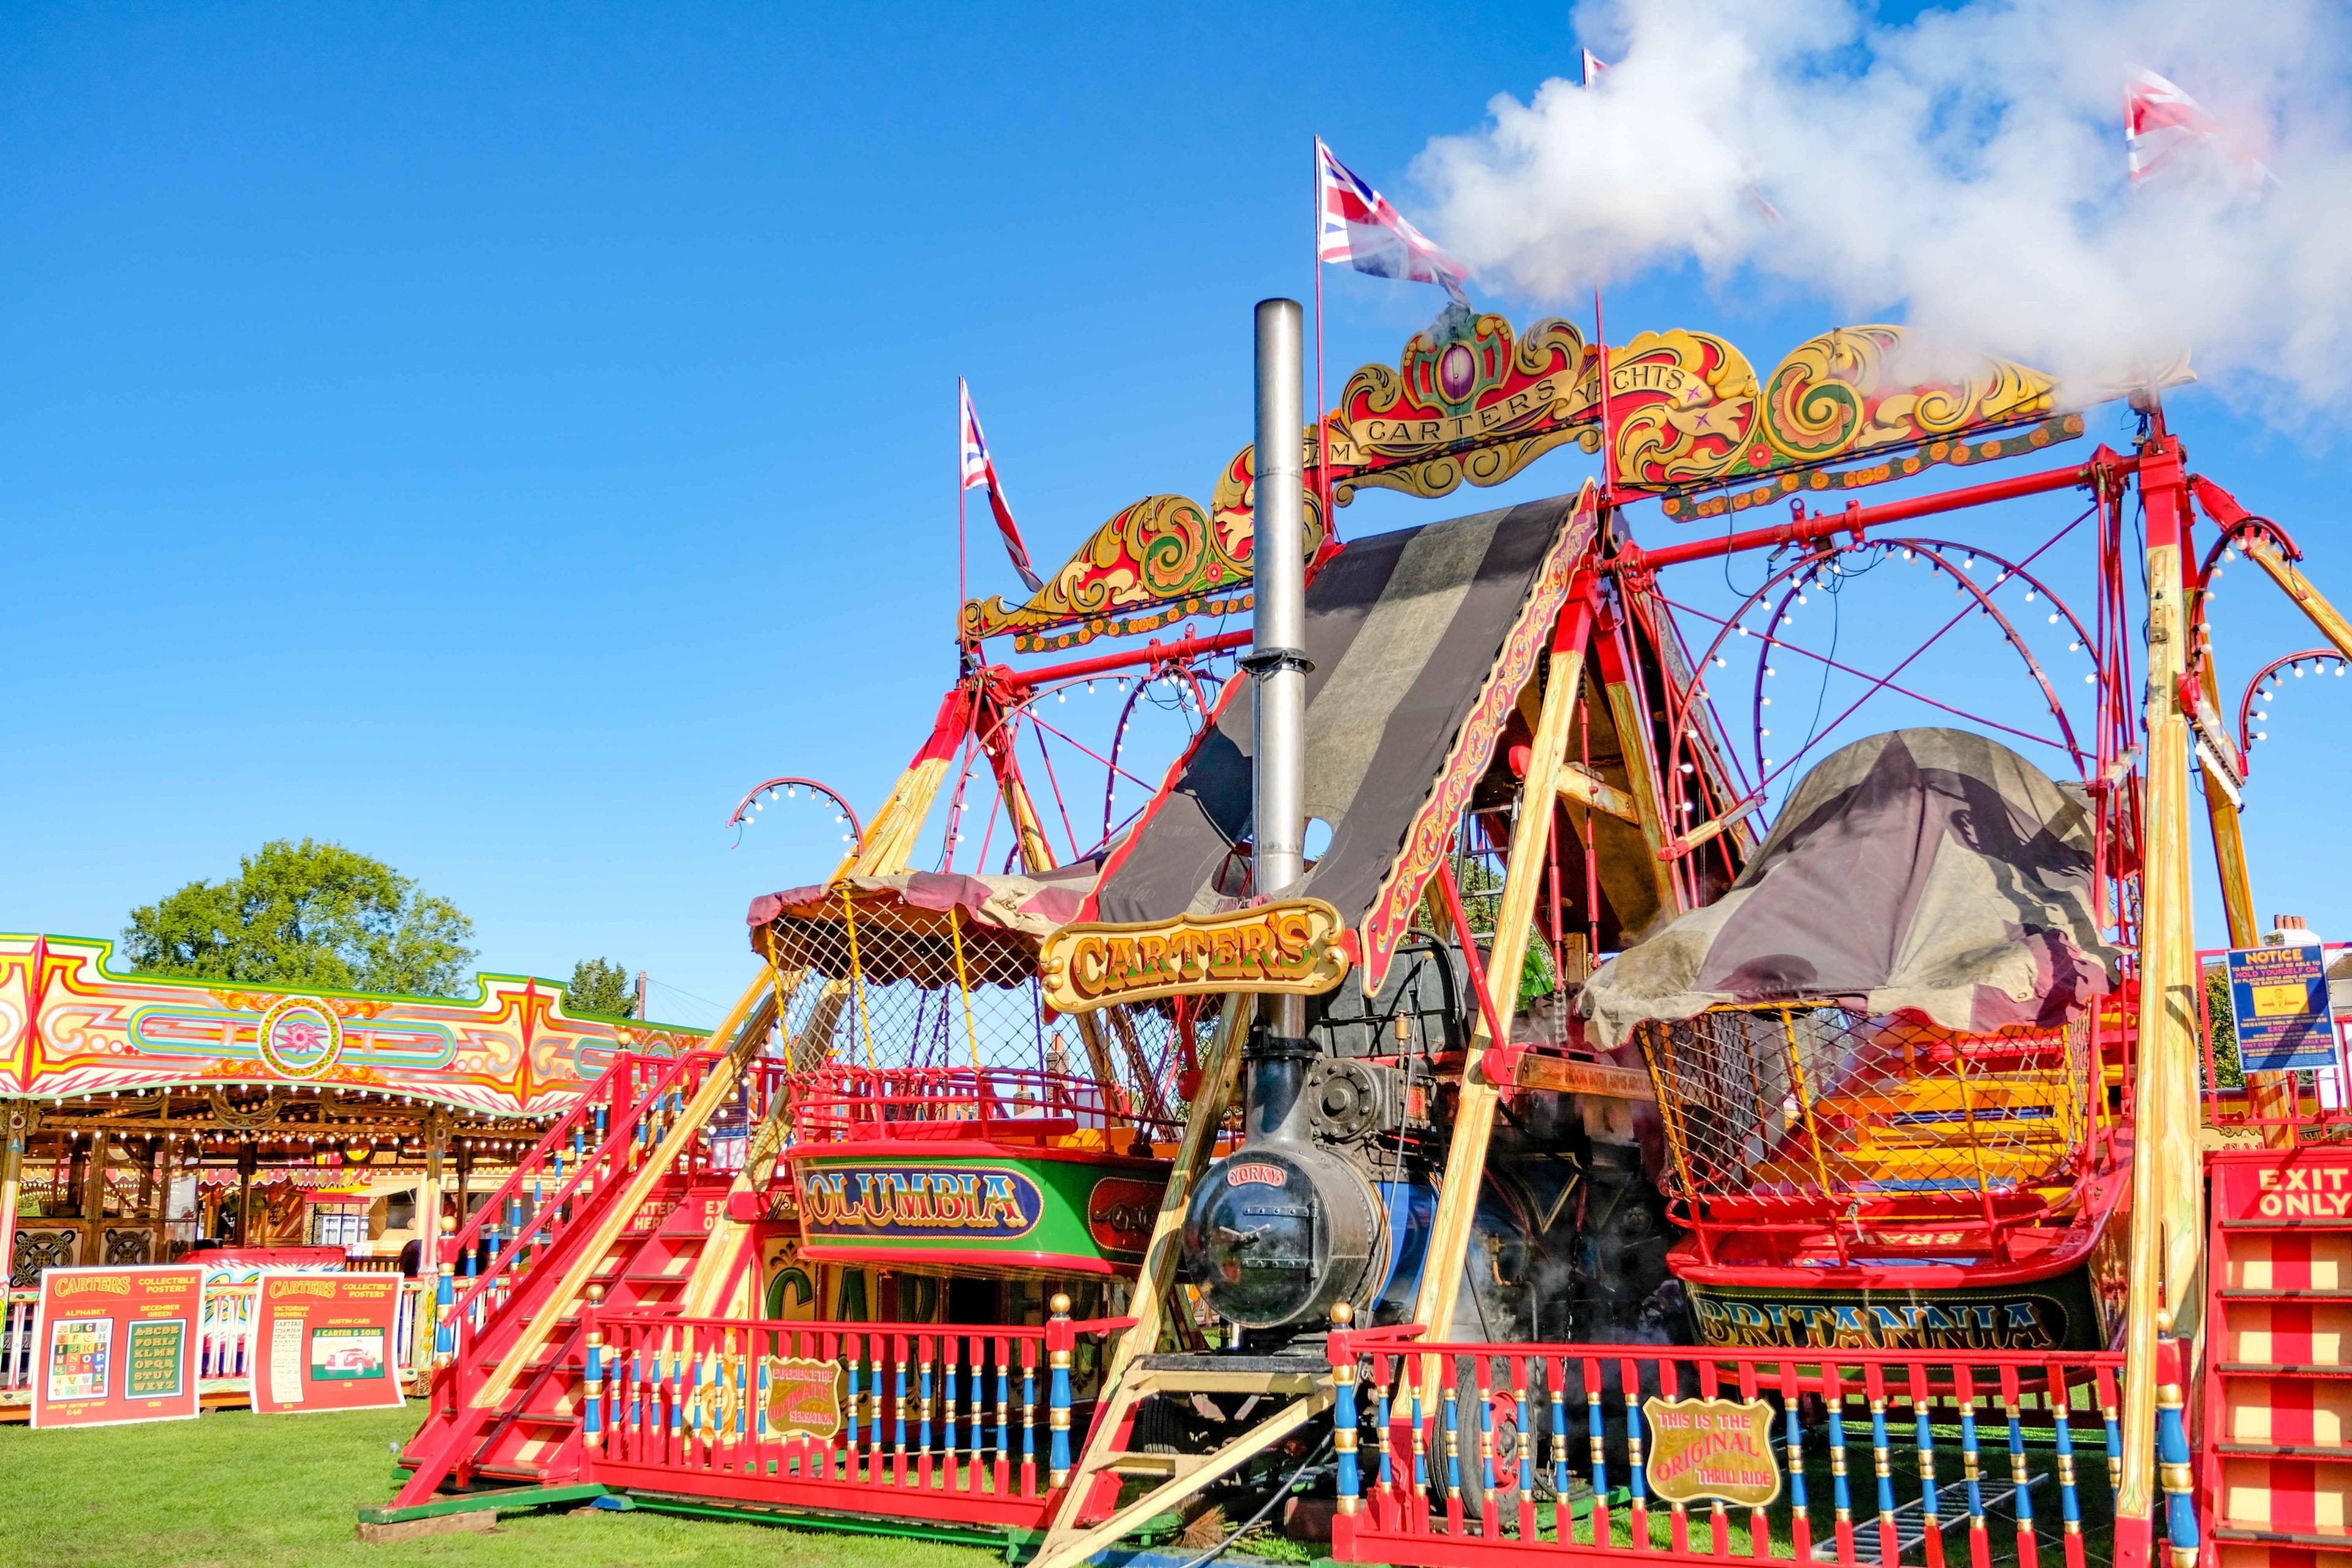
[440,1050,669,1276]
[440,1049,715,1335]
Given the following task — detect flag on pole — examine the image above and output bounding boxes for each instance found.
[1316,138,1470,304]
[2127,68,2274,187]
[1581,48,1610,85]
[959,380,1043,594]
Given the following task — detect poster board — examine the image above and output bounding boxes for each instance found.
[29,1264,204,1429]
[2228,944,2340,1074]
[244,1271,407,1415]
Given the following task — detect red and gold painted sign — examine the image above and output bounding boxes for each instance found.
[957,315,2165,652]
[0,933,706,1114]
[247,1271,407,1415]
[1640,1395,1782,1507]
[764,1356,845,1439]
[31,1264,204,1430]
[1040,900,1351,1013]
[2217,1152,2352,1223]
[1085,1177,1162,1257]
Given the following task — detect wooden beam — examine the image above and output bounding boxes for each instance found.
[1556,763,1641,825]
[2117,438,2206,1542]
[1029,1381,1335,1568]
[472,974,774,1411]
[1037,992,1251,1557]
[1596,616,1683,916]
[2245,535,2352,662]
[1409,584,1596,1368]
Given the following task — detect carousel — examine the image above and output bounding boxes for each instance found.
[0,932,705,1414]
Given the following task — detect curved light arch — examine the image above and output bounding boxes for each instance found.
[728,775,865,853]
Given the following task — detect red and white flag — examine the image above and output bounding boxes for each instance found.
[1316,138,1469,304]
[960,380,1042,594]
[1581,48,1610,86]
[2127,68,2274,188]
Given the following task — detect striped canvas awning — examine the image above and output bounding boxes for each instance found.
[1079,486,1599,995]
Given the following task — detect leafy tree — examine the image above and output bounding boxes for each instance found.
[567,957,639,1019]
[123,839,477,998]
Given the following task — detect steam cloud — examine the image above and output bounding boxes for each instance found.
[1412,0,2352,421]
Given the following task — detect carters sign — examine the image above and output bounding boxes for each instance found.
[1039,900,1351,1012]
[797,1166,1043,1242]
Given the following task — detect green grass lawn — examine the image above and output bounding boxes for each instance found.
[0,1406,1005,1568]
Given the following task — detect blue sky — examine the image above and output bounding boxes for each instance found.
[6,4,2346,1025]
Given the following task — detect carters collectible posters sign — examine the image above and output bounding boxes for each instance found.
[31,1264,203,1429]
[245,1271,407,1415]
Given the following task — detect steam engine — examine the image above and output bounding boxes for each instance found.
[1180,938,1678,1350]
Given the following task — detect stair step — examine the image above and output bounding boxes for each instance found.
[2228,1219,2352,1231]
[2229,1290,2352,1300]
[2225,1362,2352,1378]
[2221,1442,2352,1461]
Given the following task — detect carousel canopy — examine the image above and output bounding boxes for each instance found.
[1578,728,2120,1048]
[1079,489,1598,995]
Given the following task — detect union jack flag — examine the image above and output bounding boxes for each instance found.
[2127,68,2274,188]
[960,379,1043,594]
[1316,138,1469,304]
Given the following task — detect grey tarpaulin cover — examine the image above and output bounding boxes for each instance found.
[1578,728,2119,1047]
[1079,489,1596,995]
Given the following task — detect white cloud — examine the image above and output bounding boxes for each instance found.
[1411,0,2352,420]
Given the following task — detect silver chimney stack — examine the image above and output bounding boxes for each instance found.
[1250,298,1308,1038]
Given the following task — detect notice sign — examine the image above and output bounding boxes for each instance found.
[246,1272,405,1415]
[31,1265,203,1430]
[2228,944,2340,1073]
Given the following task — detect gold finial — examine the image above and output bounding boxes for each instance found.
[1049,1292,1072,1316]
[587,1283,604,1304]
[2155,1308,2174,1334]
[1330,1300,1354,1327]
[441,1213,457,1234]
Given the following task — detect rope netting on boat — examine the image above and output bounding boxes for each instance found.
[1638,1004,2094,1215]
[754,894,1181,1135]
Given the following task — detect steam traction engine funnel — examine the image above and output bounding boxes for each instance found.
[1180,301,1381,1336]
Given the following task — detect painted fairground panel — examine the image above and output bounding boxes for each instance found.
[957,313,2179,655]
[0,934,707,1114]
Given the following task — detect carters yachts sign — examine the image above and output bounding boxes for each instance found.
[1039,900,1351,1012]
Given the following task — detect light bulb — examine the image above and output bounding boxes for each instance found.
[1762,696,1773,706]
[2048,612,2060,624]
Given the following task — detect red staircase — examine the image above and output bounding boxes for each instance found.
[395,1049,785,1502]
[2208,1146,2352,1565]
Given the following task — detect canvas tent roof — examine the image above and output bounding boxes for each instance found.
[1578,727,2119,1047]
[1080,488,1598,995]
